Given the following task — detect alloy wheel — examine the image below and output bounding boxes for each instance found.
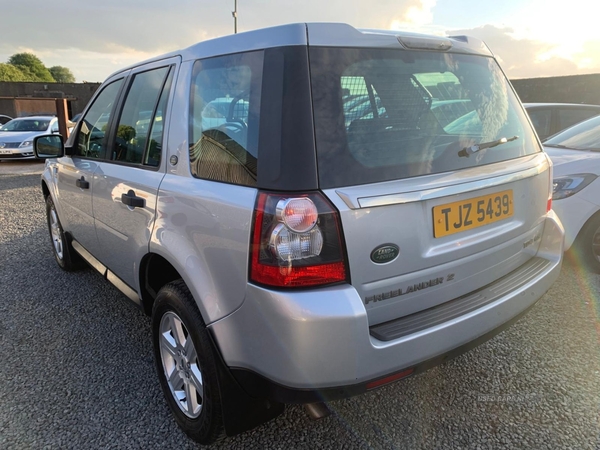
[49,207,64,260]
[159,311,204,418]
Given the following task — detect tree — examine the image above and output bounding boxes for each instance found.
[49,66,76,83]
[8,53,54,82]
[0,63,35,81]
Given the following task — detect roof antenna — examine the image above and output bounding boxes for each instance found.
[232,0,238,34]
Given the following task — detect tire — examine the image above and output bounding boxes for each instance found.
[45,196,84,271]
[152,280,225,444]
[572,213,600,273]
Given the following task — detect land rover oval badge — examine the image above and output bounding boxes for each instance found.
[370,244,399,264]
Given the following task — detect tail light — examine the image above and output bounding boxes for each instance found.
[250,191,348,288]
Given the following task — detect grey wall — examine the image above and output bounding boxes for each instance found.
[511,73,600,105]
[0,81,101,119]
[1,73,599,120]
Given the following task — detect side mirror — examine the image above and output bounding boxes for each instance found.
[33,134,64,158]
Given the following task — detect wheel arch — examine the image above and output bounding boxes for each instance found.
[41,179,50,199]
[569,208,600,272]
[139,253,183,316]
[574,209,600,243]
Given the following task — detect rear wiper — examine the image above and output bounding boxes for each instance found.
[458,136,519,157]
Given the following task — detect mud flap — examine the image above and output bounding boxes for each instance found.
[208,332,285,436]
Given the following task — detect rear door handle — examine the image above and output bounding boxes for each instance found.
[76,176,89,189]
[121,189,145,208]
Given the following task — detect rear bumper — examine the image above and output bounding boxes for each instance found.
[227,297,539,404]
[209,212,563,401]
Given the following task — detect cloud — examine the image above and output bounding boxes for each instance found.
[446,25,591,79]
[394,0,437,26]
[0,0,439,81]
[2,2,598,82]
[574,40,600,70]
[1,0,438,56]
[0,1,225,56]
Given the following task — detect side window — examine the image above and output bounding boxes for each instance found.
[557,108,599,132]
[112,66,171,166]
[51,120,59,133]
[189,51,263,186]
[527,109,552,139]
[144,69,174,167]
[75,79,123,158]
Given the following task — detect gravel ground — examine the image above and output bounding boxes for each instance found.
[1,163,599,449]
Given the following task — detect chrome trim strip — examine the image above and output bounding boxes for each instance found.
[72,240,107,275]
[72,240,140,305]
[107,271,141,305]
[336,156,549,210]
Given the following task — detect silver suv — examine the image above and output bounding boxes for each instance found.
[35,23,564,444]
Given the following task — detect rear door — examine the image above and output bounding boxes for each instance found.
[91,59,177,290]
[309,46,550,326]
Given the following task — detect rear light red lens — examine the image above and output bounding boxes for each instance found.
[250,191,348,288]
[547,198,552,213]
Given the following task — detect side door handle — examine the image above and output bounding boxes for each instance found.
[76,176,89,189]
[121,189,145,208]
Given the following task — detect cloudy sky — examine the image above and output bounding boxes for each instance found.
[1,0,597,82]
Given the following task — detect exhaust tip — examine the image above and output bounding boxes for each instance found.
[304,402,331,420]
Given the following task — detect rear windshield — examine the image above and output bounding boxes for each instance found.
[310,47,540,188]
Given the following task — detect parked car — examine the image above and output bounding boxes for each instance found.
[524,103,600,141]
[0,115,59,160]
[0,114,12,125]
[543,114,600,271]
[33,23,563,444]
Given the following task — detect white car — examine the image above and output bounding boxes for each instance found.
[0,116,59,160]
[524,103,600,141]
[544,115,600,271]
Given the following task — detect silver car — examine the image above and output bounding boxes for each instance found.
[0,115,59,160]
[34,23,563,444]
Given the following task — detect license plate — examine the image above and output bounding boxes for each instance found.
[0,150,11,154]
[433,190,513,238]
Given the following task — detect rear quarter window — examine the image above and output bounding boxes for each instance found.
[189,51,263,187]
